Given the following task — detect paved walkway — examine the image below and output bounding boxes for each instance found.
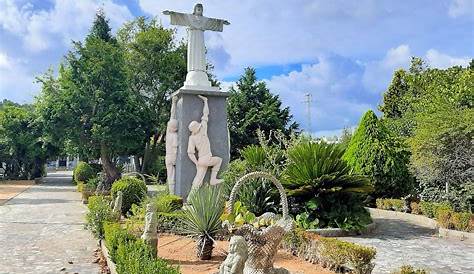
[0,172,99,274]
[339,216,474,274]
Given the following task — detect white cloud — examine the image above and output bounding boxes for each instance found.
[0,0,133,52]
[362,44,412,94]
[426,49,470,68]
[448,0,474,18]
[0,52,37,103]
[265,55,375,133]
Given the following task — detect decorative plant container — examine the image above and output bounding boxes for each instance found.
[224,172,294,274]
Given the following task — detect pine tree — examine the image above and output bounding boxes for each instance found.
[227,67,298,157]
[343,110,413,198]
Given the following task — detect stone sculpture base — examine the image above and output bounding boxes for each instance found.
[172,87,230,199]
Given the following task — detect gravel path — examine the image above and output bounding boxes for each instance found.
[339,216,474,274]
[0,172,99,274]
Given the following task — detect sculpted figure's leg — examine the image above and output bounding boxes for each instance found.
[166,163,175,194]
[209,156,223,185]
[192,165,207,189]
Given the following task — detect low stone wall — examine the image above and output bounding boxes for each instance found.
[368,208,474,243]
[367,208,438,229]
[439,228,474,244]
[307,222,377,237]
[100,240,118,274]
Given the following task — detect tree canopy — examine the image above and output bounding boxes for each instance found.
[343,110,413,198]
[227,67,298,157]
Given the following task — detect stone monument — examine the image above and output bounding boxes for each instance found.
[164,3,230,199]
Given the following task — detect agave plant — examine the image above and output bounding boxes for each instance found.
[181,185,224,260]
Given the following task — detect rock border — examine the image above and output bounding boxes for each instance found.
[367,208,474,243]
[100,240,118,274]
[306,222,377,237]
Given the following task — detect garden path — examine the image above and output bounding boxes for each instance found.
[0,171,100,274]
[339,216,474,274]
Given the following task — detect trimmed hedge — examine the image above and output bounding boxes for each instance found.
[103,222,179,274]
[111,177,147,214]
[282,228,376,274]
[376,198,405,212]
[74,162,96,183]
[391,265,428,274]
[419,201,452,219]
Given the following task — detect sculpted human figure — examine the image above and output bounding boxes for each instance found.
[165,96,179,194]
[219,236,248,274]
[187,95,222,188]
[163,4,230,87]
[141,203,158,258]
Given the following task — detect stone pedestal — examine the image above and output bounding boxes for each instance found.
[172,87,230,199]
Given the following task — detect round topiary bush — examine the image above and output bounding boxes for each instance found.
[111,176,147,214]
[74,162,97,183]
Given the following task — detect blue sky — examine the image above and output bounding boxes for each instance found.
[0,0,473,137]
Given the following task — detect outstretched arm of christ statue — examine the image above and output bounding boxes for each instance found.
[198,95,209,134]
[163,10,190,26]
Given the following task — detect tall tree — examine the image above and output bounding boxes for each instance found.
[343,110,414,198]
[36,11,147,187]
[227,67,298,157]
[117,16,187,174]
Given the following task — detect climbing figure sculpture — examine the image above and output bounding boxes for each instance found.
[165,96,179,194]
[187,95,222,189]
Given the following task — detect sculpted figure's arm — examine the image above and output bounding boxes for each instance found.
[170,96,177,120]
[163,11,190,26]
[204,18,230,32]
[198,95,208,134]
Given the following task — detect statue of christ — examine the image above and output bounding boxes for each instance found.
[163,4,230,88]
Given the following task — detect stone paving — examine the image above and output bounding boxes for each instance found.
[339,216,474,274]
[0,172,99,274]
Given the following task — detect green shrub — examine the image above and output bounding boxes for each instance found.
[451,212,472,232]
[410,202,421,215]
[436,208,453,229]
[282,229,376,274]
[157,211,184,233]
[420,201,452,218]
[152,194,183,213]
[376,198,405,212]
[391,265,429,274]
[104,222,136,261]
[390,199,405,212]
[74,162,97,183]
[115,240,179,274]
[318,237,376,274]
[86,195,116,238]
[111,177,147,214]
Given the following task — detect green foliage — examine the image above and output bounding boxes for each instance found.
[221,201,257,228]
[104,222,136,261]
[85,195,116,238]
[451,212,472,232]
[0,103,54,179]
[391,265,429,274]
[115,239,180,274]
[419,201,452,218]
[343,110,414,198]
[380,59,473,210]
[111,177,147,214]
[410,202,421,215]
[376,199,405,212]
[295,212,319,229]
[227,67,298,157]
[74,162,96,182]
[435,208,453,229]
[152,194,183,213]
[283,140,372,230]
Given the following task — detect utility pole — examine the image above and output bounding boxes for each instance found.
[303,93,312,133]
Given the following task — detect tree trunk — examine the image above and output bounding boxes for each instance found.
[196,235,214,260]
[100,143,121,190]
